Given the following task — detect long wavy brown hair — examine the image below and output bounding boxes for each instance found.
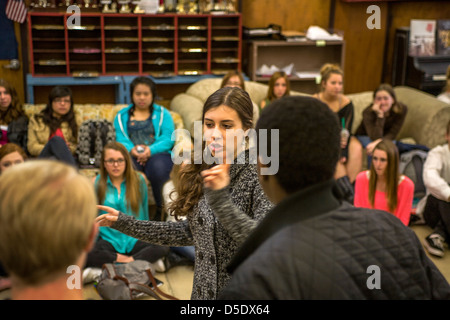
[368,139,400,213]
[266,71,290,102]
[96,141,143,216]
[0,79,25,125]
[167,87,254,219]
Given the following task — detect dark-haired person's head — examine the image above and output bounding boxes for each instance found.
[130,76,157,111]
[256,96,340,198]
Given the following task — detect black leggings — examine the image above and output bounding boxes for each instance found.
[39,136,77,167]
[423,194,450,242]
[86,237,170,268]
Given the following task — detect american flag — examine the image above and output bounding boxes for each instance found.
[5,0,27,24]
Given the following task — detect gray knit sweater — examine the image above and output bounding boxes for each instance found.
[112,150,273,299]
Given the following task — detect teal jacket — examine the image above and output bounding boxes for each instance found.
[114,103,175,155]
[95,174,149,253]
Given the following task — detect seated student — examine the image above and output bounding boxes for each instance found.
[27,86,78,166]
[220,96,450,300]
[0,143,27,174]
[220,70,260,127]
[0,142,27,290]
[220,70,246,90]
[0,160,98,300]
[0,79,28,152]
[114,76,175,219]
[421,119,450,258]
[259,71,290,111]
[355,83,407,164]
[354,139,414,226]
[86,141,170,271]
[313,63,362,203]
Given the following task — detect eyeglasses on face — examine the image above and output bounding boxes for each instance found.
[53,98,71,104]
[104,159,125,166]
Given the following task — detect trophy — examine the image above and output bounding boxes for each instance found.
[60,0,72,9]
[225,0,236,13]
[32,0,48,10]
[164,0,176,12]
[188,0,198,13]
[101,0,116,12]
[198,0,212,13]
[176,0,187,13]
[132,0,145,13]
[118,0,132,13]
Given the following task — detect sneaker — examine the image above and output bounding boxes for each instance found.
[152,258,166,273]
[82,267,102,284]
[423,233,445,258]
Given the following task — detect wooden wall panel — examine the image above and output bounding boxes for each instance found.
[241,0,330,31]
[334,1,388,94]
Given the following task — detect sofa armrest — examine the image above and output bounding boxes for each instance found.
[394,86,450,148]
[170,93,204,138]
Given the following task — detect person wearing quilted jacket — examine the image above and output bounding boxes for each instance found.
[220,96,450,300]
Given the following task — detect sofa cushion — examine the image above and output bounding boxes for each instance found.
[23,104,128,126]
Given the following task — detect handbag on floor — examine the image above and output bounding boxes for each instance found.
[96,260,178,300]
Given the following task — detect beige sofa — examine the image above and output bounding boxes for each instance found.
[170,78,450,149]
[22,103,193,205]
[22,103,193,167]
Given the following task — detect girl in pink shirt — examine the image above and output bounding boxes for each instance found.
[354,139,414,226]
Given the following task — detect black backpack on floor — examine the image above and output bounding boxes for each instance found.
[77,119,116,168]
[399,149,428,199]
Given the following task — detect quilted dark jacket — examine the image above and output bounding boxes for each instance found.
[221,179,450,300]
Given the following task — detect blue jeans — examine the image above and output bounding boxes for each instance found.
[132,152,173,208]
[39,136,77,167]
[356,135,373,167]
[171,246,195,262]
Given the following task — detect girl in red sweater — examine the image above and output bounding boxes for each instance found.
[354,139,414,226]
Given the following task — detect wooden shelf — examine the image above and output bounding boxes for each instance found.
[28,12,242,77]
[245,39,345,94]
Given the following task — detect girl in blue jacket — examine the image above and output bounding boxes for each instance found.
[114,76,175,215]
[86,141,169,268]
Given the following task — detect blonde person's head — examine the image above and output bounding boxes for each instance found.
[0,160,97,286]
[319,63,344,92]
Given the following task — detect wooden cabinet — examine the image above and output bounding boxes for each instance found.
[245,40,345,94]
[27,12,241,77]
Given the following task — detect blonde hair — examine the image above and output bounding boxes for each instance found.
[319,63,343,91]
[0,160,97,286]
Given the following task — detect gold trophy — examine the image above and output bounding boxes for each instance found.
[132,0,145,13]
[101,0,116,13]
[118,0,131,13]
